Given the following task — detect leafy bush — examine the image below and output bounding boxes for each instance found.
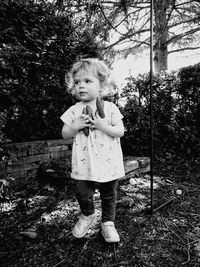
[0,110,14,202]
[0,0,103,142]
[175,63,200,156]
[0,176,15,202]
[121,64,200,161]
[37,157,73,190]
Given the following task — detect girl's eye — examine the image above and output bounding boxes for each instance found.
[86,79,91,83]
[74,81,79,85]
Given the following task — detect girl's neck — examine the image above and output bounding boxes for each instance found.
[81,98,96,107]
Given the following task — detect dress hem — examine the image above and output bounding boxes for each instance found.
[70,174,125,183]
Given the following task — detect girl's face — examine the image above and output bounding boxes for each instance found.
[73,69,102,103]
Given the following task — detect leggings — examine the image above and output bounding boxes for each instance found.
[75,179,118,222]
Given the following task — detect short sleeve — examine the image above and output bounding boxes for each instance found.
[60,106,75,126]
[110,102,123,125]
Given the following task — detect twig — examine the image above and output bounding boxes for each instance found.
[162,218,193,265]
[161,217,186,246]
[153,197,175,213]
[182,230,191,265]
[174,160,194,170]
[188,239,200,245]
[109,262,129,267]
[65,231,72,238]
[82,239,90,251]
[182,244,191,265]
[53,258,67,267]
[175,211,200,217]
[113,243,118,264]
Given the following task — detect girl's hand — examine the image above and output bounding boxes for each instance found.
[89,113,107,132]
[89,113,124,138]
[71,114,91,132]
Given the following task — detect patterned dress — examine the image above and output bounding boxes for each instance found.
[60,101,125,182]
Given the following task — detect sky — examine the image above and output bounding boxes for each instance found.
[111,48,200,88]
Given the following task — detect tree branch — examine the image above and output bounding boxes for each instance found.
[167,27,200,45]
[104,27,150,50]
[169,46,200,54]
[97,0,126,36]
[168,17,200,30]
[174,1,195,8]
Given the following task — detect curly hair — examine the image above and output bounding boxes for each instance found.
[66,58,111,95]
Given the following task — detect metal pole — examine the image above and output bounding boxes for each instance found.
[150,0,154,215]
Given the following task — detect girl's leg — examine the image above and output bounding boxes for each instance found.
[99,179,118,222]
[99,179,120,242]
[75,180,96,216]
[72,180,96,238]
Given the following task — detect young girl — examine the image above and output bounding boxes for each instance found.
[60,58,125,243]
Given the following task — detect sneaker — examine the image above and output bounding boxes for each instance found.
[101,221,120,243]
[72,213,95,238]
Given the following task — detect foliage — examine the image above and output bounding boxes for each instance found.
[120,63,200,161]
[24,1,200,72]
[0,108,14,202]
[175,63,200,156]
[71,0,200,72]
[0,176,14,202]
[37,156,73,190]
[0,0,103,142]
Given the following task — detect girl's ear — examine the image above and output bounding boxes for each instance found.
[99,86,103,94]
[99,82,106,94]
[68,86,75,95]
[99,88,105,98]
[100,82,111,98]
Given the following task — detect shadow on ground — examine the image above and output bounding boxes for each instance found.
[1,166,200,267]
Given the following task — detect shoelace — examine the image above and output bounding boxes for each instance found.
[80,215,93,222]
[103,224,116,232]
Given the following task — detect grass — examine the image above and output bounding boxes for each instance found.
[0,157,200,267]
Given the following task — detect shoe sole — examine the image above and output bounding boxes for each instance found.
[101,230,120,243]
[72,216,96,238]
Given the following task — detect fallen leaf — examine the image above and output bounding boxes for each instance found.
[19,231,37,239]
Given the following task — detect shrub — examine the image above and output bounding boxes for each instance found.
[120,64,200,161]
[37,157,73,190]
[0,110,15,202]
[175,63,200,156]
[0,0,103,142]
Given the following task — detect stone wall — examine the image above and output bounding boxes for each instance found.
[1,139,73,183]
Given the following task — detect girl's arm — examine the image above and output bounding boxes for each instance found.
[62,115,91,139]
[89,115,124,138]
[62,124,77,139]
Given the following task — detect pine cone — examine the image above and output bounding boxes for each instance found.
[86,105,94,120]
[82,107,87,115]
[96,97,105,118]
[82,107,89,136]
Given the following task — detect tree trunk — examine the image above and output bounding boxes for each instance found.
[154,0,169,73]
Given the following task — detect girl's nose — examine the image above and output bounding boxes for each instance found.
[79,81,85,88]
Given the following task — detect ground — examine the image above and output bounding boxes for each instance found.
[1,157,200,267]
